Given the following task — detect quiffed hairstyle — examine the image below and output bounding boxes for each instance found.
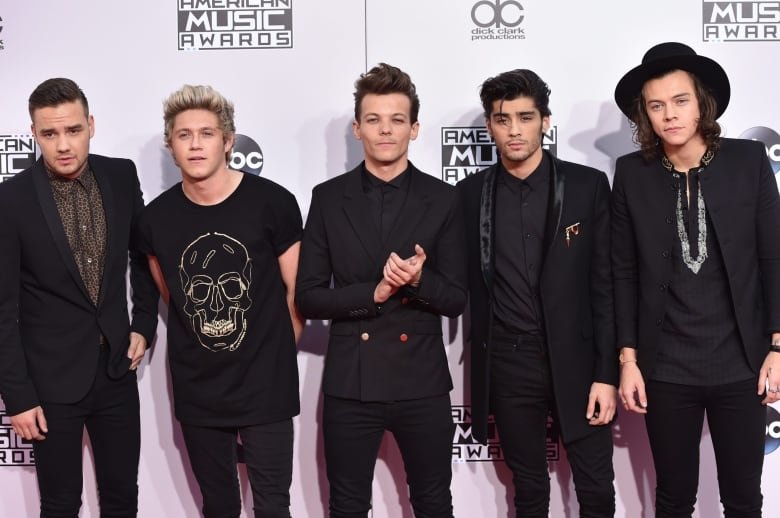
[353,63,420,123]
[479,69,551,119]
[163,85,236,161]
[28,78,89,119]
[630,70,721,160]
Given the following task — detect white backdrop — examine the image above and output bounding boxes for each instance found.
[1,1,779,516]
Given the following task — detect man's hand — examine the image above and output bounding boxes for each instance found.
[619,362,648,414]
[127,331,147,371]
[384,244,427,288]
[374,278,399,304]
[758,349,780,405]
[10,406,47,441]
[586,382,617,425]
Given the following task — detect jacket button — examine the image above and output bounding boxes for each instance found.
[361,332,370,342]
[662,250,670,258]
[400,333,408,342]
[655,319,662,326]
[659,283,666,292]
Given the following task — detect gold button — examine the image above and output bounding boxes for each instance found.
[400,333,408,342]
[361,332,370,341]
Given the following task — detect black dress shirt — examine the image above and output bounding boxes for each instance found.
[492,153,550,335]
[361,163,410,243]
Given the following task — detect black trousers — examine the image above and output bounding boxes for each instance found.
[32,347,140,518]
[180,418,293,518]
[323,394,454,518]
[490,334,615,518]
[645,378,765,518]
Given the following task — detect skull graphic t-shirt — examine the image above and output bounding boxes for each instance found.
[138,173,301,426]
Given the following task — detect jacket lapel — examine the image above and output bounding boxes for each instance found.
[342,165,383,266]
[31,159,92,302]
[383,165,430,257]
[543,152,565,259]
[478,164,498,291]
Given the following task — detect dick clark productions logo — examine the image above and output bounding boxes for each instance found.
[470,0,526,40]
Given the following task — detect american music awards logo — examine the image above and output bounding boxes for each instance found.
[0,134,37,183]
[230,134,264,175]
[0,14,5,51]
[440,125,557,185]
[178,0,293,50]
[702,1,780,41]
[451,405,560,462]
[0,411,35,466]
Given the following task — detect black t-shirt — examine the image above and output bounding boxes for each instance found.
[138,173,302,426]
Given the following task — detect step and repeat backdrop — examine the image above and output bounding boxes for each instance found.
[1,1,779,516]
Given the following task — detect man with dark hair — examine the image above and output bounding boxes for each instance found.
[457,69,617,517]
[296,63,467,518]
[0,78,158,516]
[613,42,780,517]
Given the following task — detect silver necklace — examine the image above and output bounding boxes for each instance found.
[662,150,714,274]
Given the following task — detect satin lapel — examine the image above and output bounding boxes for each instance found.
[31,160,92,302]
[543,153,565,259]
[91,158,114,307]
[342,166,383,266]
[479,164,498,291]
[383,167,430,257]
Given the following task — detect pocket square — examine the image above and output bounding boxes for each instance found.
[564,222,580,248]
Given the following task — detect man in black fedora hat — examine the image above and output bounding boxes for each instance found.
[612,42,780,517]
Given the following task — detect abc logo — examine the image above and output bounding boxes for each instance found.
[766,405,780,455]
[739,126,780,175]
[230,134,263,176]
[471,0,524,28]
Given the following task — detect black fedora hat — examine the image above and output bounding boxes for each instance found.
[614,42,730,120]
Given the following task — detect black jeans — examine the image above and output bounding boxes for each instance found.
[323,394,454,518]
[33,347,140,518]
[490,334,615,518]
[181,419,294,518]
[645,378,765,518]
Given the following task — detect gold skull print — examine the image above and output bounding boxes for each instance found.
[179,232,252,352]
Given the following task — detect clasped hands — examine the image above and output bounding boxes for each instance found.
[374,244,426,304]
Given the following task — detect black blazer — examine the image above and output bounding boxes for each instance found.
[612,138,780,378]
[0,155,158,415]
[296,163,467,401]
[458,152,616,444]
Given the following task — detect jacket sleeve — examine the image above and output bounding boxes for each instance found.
[295,187,380,320]
[408,190,468,318]
[0,196,40,415]
[590,172,618,386]
[127,163,160,344]
[611,157,639,349]
[755,145,780,333]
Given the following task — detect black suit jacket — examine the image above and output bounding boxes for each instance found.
[457,152,616,444]
[296,163,467,401]
[612,138,780,377]
[0,154,158,415]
